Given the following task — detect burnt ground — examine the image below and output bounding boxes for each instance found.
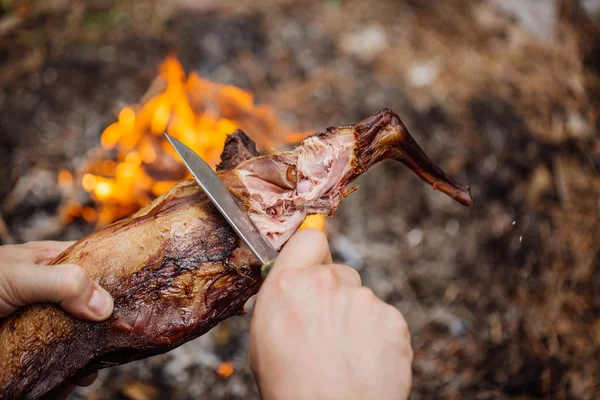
[1,0,599,399]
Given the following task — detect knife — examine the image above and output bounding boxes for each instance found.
[164,133,278,278]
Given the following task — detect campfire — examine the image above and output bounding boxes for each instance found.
[58,55,325,232]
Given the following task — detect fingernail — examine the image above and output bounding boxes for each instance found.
[87,288,111,317]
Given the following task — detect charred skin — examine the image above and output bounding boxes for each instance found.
[0,110,472,400]
[0,132,263,400]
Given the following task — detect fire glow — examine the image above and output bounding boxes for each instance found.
[60,56,325,232]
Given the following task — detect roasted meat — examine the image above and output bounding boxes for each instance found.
[0,109,472,400]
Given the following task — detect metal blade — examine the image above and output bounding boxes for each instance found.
[164,133,278,265]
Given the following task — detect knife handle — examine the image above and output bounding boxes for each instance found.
[260,259,276,278]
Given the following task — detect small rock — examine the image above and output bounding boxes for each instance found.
[444,285,460,303]
[17,212,64,242]
[340,25,388,62]
[526,164,553,206]
[445,219,460,237]
[407,228,424,247]
[121,381,159,400]
[2,168,62,215]
[98,45,117,63]
[487,203,514,237]
[331,234,364,270]
[449,319,468,337]
[483,154,498,174]
[42,68,58,85]
[581,0,600,16]
[566,112,594,139]
[429,307,468,337]
[489,0,558,42]
[407,62,438,87]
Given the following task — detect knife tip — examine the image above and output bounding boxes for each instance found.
[164,132,179,148]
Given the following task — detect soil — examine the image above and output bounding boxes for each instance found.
[0,0,599,399]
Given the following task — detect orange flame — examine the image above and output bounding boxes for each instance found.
[299,214,327,233]
[64,55,324,231]
[57,170,73,188]
[216,361,234,379]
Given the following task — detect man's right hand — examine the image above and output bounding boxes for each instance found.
[249,229,413,400]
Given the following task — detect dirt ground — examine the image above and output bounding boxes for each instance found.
[1,0,599,399]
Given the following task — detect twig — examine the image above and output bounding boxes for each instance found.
[0,13,24,38]
[0,48,45,87]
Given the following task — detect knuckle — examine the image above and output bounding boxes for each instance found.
[331,263,360,283]
[58,265,90,298]
[347,267,361,285]
[313,267,338,289]
[268,269,305,297]
[356,287,376,303]
[272,268,297,288]
[380,305,413,359]
[386,306,411,339]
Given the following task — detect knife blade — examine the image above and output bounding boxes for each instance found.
[164,133,278,276]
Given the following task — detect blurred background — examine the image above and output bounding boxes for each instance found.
[0,0,599,399]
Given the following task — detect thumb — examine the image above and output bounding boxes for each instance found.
[271,228,332,272]
[0,263,114,320]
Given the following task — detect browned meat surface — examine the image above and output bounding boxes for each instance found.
[0,109,471,400]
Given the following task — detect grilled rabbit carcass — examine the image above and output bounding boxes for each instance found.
[0,109,472,400]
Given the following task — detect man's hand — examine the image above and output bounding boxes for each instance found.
[249,229,413,400]
[0,240,114,396]
[0,241,113,320]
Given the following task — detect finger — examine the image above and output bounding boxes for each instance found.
[321,264,362,287]
[322,247,333,265]
[21,241,76,264]
[272,229,331,271]
[1,263,113,320]
[76,372,98,387]
[23,240,76,251]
